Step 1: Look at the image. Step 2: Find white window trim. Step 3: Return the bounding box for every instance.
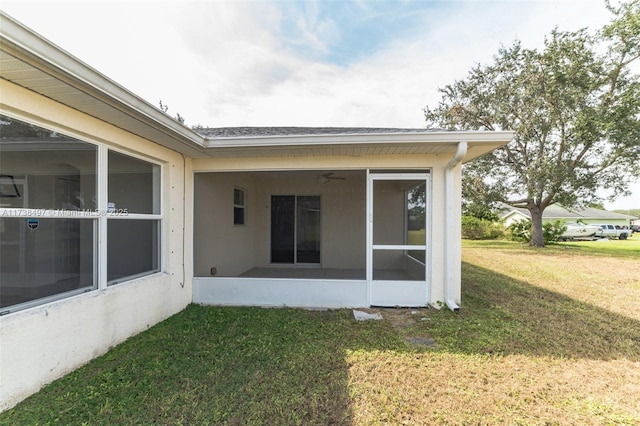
[0,113,164,313]
[233,187,247,226]
[104,146,164,286]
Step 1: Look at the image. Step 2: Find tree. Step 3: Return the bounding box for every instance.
[462,201,501,222]
[159,99,186,124]
[425,0,640,247]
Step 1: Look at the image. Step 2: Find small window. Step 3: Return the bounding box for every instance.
[234,188,246,225]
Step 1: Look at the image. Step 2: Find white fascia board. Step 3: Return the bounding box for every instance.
[0,12,206,153]
[205,131,514,148]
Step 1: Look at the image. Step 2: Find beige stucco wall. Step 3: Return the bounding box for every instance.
[193,172,258,277]
[252,171,367,270]
[193,170,367,276]
[0,80,193,411]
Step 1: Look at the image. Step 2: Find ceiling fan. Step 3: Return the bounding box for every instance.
[318,172,346,183]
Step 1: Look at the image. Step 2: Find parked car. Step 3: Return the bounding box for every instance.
[594,224,632,240]
[631,224,639,233]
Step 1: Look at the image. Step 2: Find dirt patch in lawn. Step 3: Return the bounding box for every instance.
[379,308,439,348]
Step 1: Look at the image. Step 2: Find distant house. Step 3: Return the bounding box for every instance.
[0,13,513,410]
[501,204,637,228]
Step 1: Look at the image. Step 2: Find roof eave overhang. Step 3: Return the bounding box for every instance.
[203,131,513,160]
[0,12,207,157]
[206,130,514,147]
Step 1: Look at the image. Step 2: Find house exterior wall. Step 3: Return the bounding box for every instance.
[193,277,369,308]
[501,211,529,227]
[193,170,429,275]
[193,172,258,277]
[438,164,462,305]
[251,171,367,270]
[0,80,193,411]
[319,175,367,269]
[193,171,368,276]
[192,153,460,308]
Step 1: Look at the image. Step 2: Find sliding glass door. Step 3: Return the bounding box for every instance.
[271,195,321,264]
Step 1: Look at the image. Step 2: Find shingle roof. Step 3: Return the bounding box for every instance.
[195,127,437,138]
[576,207,637,220]
[539,205,584,218]
[504,205,582,219]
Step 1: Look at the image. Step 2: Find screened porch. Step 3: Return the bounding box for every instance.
[192,169,431,307]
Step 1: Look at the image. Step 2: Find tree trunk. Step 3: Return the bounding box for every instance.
[529,206,545,247]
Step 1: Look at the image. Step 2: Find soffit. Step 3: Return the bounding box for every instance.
[0,13,206,157]
[200,135,509,161]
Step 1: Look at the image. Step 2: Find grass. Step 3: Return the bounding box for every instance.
[554,236,640,259]
[470,235,640,259]
[1,239,639,425]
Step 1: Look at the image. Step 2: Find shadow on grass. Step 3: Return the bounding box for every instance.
[3,263,639,424]
[418,262,640,361]
[0,305,406,425]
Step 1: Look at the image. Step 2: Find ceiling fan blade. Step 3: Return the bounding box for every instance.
[319,172,347,182]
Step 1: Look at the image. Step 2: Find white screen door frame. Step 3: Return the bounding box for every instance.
[366,171,431,307]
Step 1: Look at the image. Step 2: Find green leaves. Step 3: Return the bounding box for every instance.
[425,1,640,246]
[507,219,567,244]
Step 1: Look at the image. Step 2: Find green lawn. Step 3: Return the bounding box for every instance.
[1,240,639,425]
[554,235,640,258]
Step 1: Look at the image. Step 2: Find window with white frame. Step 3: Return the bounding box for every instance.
[233,187,246,225]
[107,151,161,284]
[0,114,162,313]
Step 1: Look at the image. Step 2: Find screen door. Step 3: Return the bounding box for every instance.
[367,173,430,306]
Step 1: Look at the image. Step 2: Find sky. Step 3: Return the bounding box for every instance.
[1,0,638,210]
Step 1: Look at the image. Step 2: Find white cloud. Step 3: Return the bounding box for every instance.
[2,0,611,128]
[289,1,340,56]
[601,180,640,211]
[164,0,612,128]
